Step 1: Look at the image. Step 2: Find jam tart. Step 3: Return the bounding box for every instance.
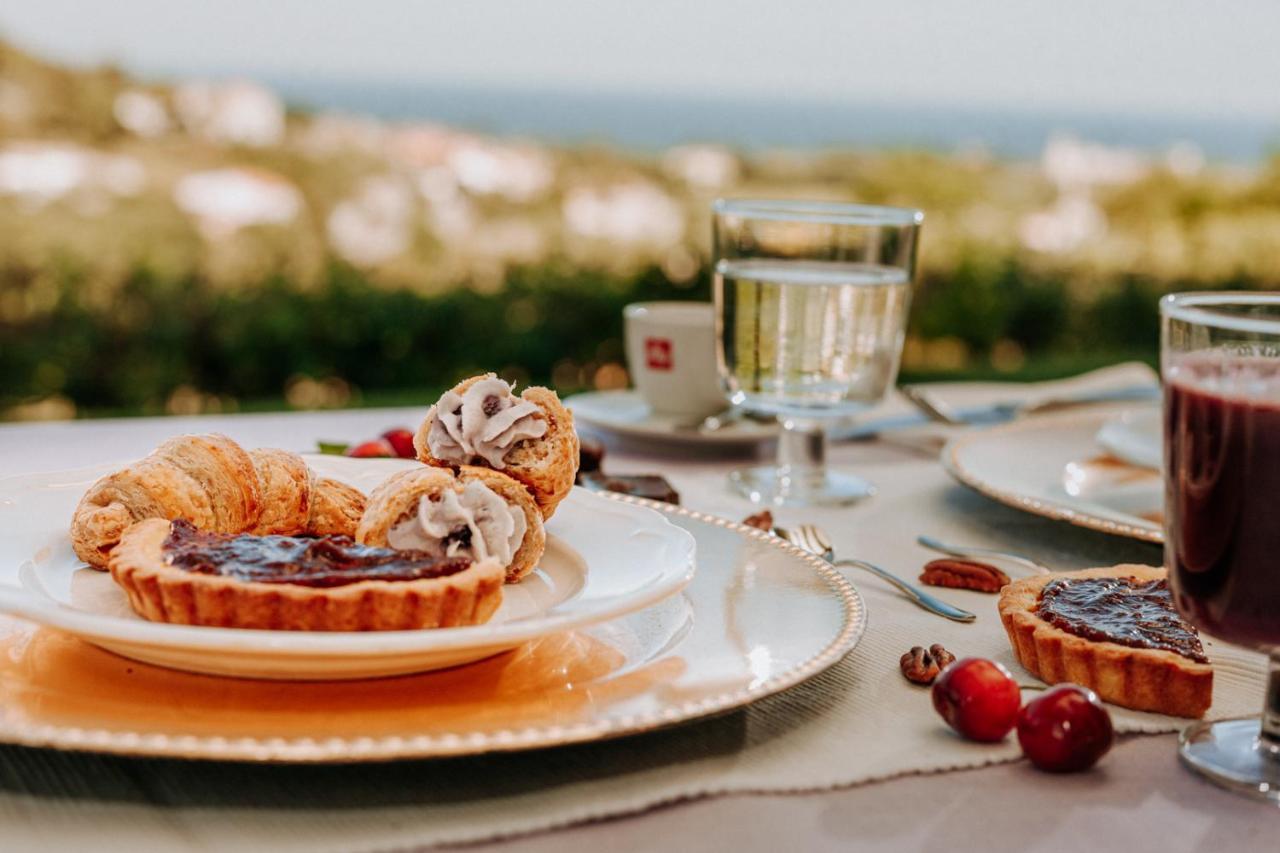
[109,518,504,631]
[998,565,1213,718]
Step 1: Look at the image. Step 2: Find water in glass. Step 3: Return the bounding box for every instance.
[714,258,910,419]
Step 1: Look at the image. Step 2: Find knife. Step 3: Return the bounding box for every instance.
[832,383,1160,441]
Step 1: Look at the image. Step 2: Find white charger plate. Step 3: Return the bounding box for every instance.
[0,489,863,762]
[0,457,695,679]
[566,390,778,446]
[943,411,1164,543]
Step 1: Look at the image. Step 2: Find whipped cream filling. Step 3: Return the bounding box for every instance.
[387,480,527,566]
[426,377,547,469]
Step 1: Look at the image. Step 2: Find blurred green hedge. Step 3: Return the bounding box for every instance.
[0,260,1261,418]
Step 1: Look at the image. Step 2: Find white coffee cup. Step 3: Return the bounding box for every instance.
[623,301,727,419]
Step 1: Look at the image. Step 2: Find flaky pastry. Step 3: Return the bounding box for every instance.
[71,434,365,569]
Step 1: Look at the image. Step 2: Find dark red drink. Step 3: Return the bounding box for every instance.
[1165,357,1280,649]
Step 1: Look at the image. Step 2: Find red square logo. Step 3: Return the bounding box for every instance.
[645,337,673,371]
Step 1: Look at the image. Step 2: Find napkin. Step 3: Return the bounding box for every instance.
[849,361,1159,454]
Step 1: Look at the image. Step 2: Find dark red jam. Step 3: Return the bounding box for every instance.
[1037,577,1208,664]
[161,520,472,588]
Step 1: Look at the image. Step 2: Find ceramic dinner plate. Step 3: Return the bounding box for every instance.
[566,389,778,445]
[0,473,864,762]
[1095,407,1162,470]
[0,457,695,679]
[943,410,1164,543]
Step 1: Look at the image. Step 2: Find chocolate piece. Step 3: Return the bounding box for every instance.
[1037,577,1208,664]
[742,509,774,532]
[577,438,606,479]
[161,519,473,588]
[578,472,679,505]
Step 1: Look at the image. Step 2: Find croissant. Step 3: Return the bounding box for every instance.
[70,434,366,570]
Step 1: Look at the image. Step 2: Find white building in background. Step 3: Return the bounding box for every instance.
[384,124,466,168]
[1019,192,1107,255]
[113,90,172,138]
[662,144,741,190]
[173,167,301,239]
[173,80,285,148]
[446,140,555,203]
[326,175,415,266]
[562,182,685,248]
[0,142,145,208]
[416,165,478,241]
[1041,134,1149,190]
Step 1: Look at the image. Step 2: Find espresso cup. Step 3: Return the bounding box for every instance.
[624,301,727,419]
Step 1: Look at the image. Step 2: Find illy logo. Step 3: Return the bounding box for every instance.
[645,337,674,371]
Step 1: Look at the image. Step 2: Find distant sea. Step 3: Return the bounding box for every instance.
[263,76,1280,163]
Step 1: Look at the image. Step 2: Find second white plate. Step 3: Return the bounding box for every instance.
[0,457,696,680]
[1095,407,1162,470]
[943,411,1163,543]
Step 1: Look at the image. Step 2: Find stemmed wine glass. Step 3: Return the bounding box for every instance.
[712,199,923,506]
[1162,292,1280,800]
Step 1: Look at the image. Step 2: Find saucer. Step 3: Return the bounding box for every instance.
[566,390,777,446]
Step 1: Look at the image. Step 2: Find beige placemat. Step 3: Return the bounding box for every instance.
[0,575,1261,853]
[0,365,1264,852]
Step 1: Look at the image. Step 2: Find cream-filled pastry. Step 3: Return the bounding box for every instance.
[415,373,579,519]
[426,376,548,469]
[387,480,527,566]
[357,465,545,583]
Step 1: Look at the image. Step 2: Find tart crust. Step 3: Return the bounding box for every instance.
[998,565,1213,718]
[109,518,504,631]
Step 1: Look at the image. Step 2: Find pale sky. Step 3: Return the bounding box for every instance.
[3,0,1278,120]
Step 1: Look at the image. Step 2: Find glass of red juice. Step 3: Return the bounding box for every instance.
[1163,292,1280,801]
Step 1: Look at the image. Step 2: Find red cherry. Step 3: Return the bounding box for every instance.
[1017,684,1114,772]
[931,657,1022,742]
[381,428,417,459]
[346,438,395,458]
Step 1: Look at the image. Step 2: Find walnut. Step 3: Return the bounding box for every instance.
[928,643,956,671]
[900,644,956,685]
[919,559,1010,593]
[742,510,774,532]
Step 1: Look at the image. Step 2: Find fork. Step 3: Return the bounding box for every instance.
[780,524,976,623]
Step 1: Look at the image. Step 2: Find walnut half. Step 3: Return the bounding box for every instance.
[900,644,956,685]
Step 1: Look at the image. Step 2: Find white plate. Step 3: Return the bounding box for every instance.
[0,457,695,680]
[0,495,864,762]
[1096,407,1162,470]
[566,389,777,445]
[943,411,1164,543]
